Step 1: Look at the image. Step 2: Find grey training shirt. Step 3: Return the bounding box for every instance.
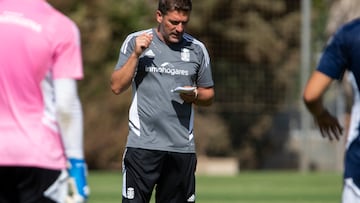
[115,28,214,153]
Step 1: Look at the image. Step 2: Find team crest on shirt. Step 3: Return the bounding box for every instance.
[144,49,155,58]
[181,48,190,62]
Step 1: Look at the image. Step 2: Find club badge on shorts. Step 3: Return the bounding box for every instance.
[127,187,135,199]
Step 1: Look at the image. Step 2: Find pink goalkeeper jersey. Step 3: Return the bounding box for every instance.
[0,0,83,169]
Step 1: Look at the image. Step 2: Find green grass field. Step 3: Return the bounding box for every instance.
[88,170,343,203]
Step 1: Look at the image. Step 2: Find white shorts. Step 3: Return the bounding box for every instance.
[342,178,360,203]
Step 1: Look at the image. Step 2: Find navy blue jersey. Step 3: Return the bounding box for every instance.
[317,18,360,91]
[319,19,360,196]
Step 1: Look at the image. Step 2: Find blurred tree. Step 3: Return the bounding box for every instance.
[48,0,331,170]
[189,0,302,168]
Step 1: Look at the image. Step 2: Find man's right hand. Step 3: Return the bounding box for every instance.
[314,109,343,141]
[134,33,153,56]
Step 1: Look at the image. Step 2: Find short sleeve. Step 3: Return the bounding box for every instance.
[52,21,83,80]
[316,29,349,80]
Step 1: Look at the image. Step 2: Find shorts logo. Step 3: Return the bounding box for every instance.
[187,194,195,202]
[127,187,135,199]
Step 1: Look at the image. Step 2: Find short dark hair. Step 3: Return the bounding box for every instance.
[158,0,192,15]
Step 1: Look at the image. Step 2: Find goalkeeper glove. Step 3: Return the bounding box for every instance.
[67,158,90,203]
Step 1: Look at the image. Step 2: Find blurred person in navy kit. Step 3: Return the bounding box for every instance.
[303,18,360,203]
[0,0,89,202]
[111,0,215,202]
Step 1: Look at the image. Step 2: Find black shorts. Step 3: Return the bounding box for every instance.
[0,166,62,203]
[122,147,197,203]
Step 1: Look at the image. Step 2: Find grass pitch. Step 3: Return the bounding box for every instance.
[88,170,342,203]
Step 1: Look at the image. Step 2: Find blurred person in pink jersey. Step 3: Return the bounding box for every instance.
[0,0,89,202]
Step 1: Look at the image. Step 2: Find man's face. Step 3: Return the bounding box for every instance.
[156,10,190,44]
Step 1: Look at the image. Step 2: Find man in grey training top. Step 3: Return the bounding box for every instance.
[111,0,215,202]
